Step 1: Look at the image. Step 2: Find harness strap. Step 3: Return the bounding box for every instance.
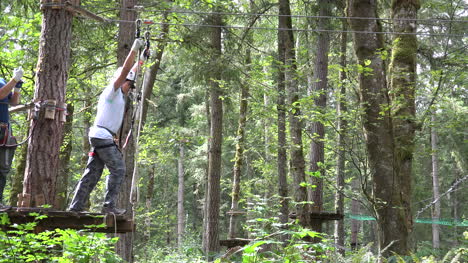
[94,143,117,150]
[88,142,117,157]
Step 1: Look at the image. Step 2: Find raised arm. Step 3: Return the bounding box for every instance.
[113,38,145,91]
[0,68,23,100]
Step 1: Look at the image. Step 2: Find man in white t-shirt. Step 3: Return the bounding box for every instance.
[68,38,146,214]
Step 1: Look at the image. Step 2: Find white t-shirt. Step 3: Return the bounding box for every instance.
[88,83,126,139]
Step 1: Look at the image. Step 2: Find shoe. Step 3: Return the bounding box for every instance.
[101,206,126,215]
[67,207,84,213]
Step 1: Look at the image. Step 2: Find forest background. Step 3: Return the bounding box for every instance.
[0,0,466,262]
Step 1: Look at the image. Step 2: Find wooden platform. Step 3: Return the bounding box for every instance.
[0,207,134,233]
[220,238,251,248]
[289,211,344,221]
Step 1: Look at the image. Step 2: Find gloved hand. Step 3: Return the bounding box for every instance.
[14,81,23,93]
[15,80,23,89]
[140,48,151,61]
[13,67,23,82]
[131,38,145,52]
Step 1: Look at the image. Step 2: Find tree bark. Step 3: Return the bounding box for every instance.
[204,12,223,257]
[430,113,440,249]
[22,0,73,208]
[279,0,309,228]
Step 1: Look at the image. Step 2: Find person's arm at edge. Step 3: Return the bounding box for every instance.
[0,79,18,100]
[113,50,137,91]
[11,88,20,105]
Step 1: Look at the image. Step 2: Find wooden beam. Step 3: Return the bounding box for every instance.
[1,207,134,233]
[220,238,251,248]
[289,211,344,221]
[64,1,108,23]
[9,102,34,113]
[40,1,108,23]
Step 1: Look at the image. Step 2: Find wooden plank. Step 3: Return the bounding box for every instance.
[220,238,251,248]
[0,207,134,233]
[9,103,35,113]
[289,212,344,221]
[64,2,109,23]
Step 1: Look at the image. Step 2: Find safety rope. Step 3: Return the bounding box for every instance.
[122,21,150,150]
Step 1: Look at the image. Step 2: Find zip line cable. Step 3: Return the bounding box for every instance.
[82,5,468,24]
[101,19,466,37]
[39,3,466,36]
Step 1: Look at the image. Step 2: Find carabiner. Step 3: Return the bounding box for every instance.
[135,19,142,39]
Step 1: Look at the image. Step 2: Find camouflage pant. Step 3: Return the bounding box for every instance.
[68,138,125,211]
[0,146,15,204]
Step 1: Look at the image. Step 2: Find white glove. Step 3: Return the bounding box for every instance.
[131,38,145,52]
[13,67,23,82]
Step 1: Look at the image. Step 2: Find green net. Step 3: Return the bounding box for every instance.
[345,214,468,227]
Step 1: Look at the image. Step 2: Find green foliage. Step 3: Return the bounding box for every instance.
[0,213,122,262]
[134,231,205,262]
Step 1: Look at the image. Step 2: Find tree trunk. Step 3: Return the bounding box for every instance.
[81,85,92,166]
[228,80,249,239]
[57,103,74,210]
[388,0,419,255]
[202,89,210,250]
[117,0,137,66]
[177,143,185,248]
[276,6,289,234]
[204,12,223,257]
[9,128,28,206]
[430,113,440,249]
[228,0,253,237]
[349,0,392,256]
[349,0,418,256]
[334,1,348,254]
[140,11,170,127]
[279,0,309,228]
[144,165,156,242]
[115,1,137,261]
[309,0,332,235]
[350,178,361,250]
[22,0,73,208]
